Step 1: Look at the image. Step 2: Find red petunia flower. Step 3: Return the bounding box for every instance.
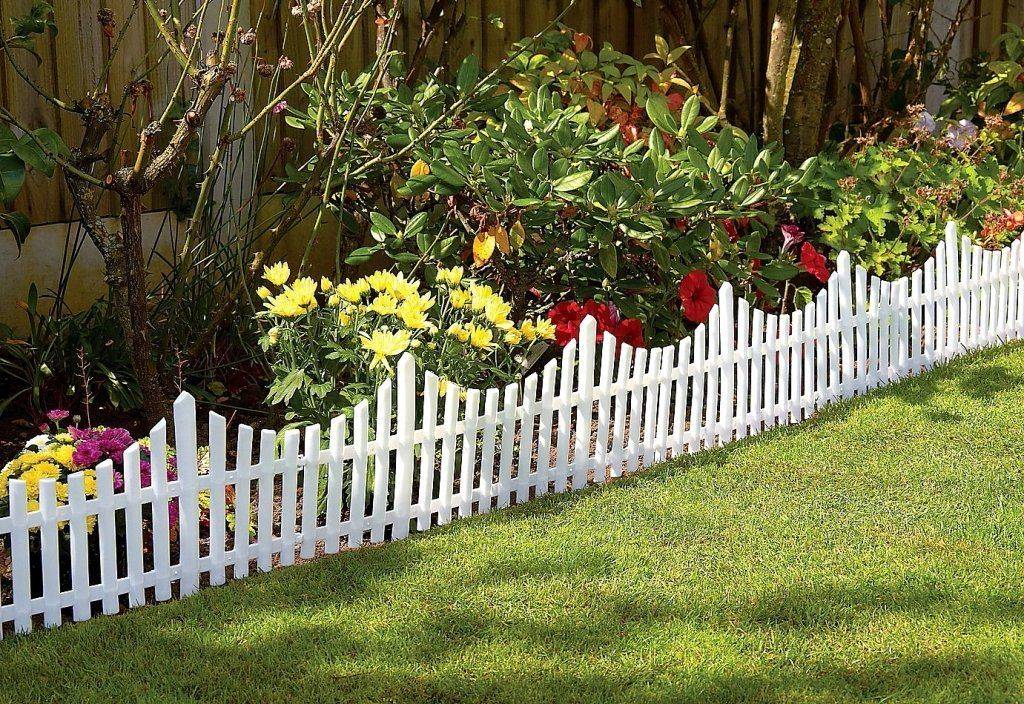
[611,317,645,348]
[799,242,830,283]
[548,301,585,347]
[677,270,717,323]
[722,219,741,243]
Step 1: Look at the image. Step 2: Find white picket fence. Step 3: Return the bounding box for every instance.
[1,222,1022,636]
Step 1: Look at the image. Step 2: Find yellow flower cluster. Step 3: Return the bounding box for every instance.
[259,261,320,318]
[0,440,98,515]
[435,267,555,347]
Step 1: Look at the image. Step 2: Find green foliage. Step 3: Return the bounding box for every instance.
[0,122,68,253]
[0,287,141,419]
[289,32,816,345]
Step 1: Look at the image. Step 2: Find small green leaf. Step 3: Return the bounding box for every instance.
[0,155,26,204]
[645,94,678,135]
[456,54,480,95]
[599,244,618,278]
[552,170,593,193]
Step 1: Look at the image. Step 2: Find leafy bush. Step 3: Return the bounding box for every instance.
[286,31,817,346]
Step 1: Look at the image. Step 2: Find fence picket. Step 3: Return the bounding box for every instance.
[67,472,90,621]
[478,388,500,512]
[122,443,145,605]
[594,333,617,477]
[348,401,370,547]
[671,337,692,453]
[935,242,948,363]
[96,460,118,614]
[325,415,347,550]
[762,316,778,430]
[256,429,277,570]
[149,420,172,600]
[626,346,648,472]
[516,374,539,503]
[437,383,460,523]
[945,224,961,357]
[554,340,577,492]
[496,381,519,508]
[611,343,634,472]
[208,413,228,584]
[654,344,674,462]
[814,290,827,407]
[233,424,254,577]
[459,389,481,518]
[38,478,60,627]
[393,355,416,538]
[717,283,736,445]
[417,373,440,527]
[573,317,597,487]
[173,393,200,595]
[748,310,765,434]
[735,299,750,440]
[370,381,392,543]
[300,423,322,558]
[855,265,869,392]
[9,480,31,633]
[641,346,662,462]
[702,308,720,446]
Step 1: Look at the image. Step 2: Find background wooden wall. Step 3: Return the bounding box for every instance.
[2,0,1024,226]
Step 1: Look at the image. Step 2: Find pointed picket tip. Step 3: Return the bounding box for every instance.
[173,390,195,408]
[397,352,416,375]
[150,417,167,436]
[945,220,959,238]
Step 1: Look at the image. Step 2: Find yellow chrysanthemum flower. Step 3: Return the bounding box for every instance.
[263,262,291,287]
[397,302,429,329]
[447,323,470,343]
[56,433,73,444]
[51,444,75,468]
[504,328,523,344]
[287,277,318,307]
[369,293,399,316]
[467,324,494,350]
[266,294,305,318]
[484,296,513,329]
[469,283,494,311]
[449,289,471,309]
[256,286,272,300]
[266,327,281,346]
[361,329,411,368]
[520,319,537,342]
[335,278,368,303]
[366,271,397,294]
[436,266,464,286]
[390,274,420,301]
[320,277,333,292]
[533,318,556,341]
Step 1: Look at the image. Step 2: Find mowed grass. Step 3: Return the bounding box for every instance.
[3,345,1024,703]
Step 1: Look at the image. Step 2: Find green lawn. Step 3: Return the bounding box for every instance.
[3,344,1024,703]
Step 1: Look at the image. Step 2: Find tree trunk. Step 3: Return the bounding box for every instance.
[781,0,844,163]
[113,192,169,424]
[762,0,799,145]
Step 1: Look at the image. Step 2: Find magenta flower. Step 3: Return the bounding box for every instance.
[272,100,288,115]
[781,223,805,252]
[72,441,104,467]
[47,409,70,422]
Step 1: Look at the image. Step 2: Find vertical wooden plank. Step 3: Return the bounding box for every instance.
[325,415,347,550]
[867,277,881,387]
[96,460,119,614]
[516,374,539,502]
[278,429,301,564]
[735,298,750,440]
[611,343,634,472]
[702,307,721,446]
[594,333,617,477]
[573,317,597,488]
[300,423,322,558]
[149,420,172,600]
[256,428,277,571]
[626,346,648,471]
[534,360,558,497]
[717,283,735,444]
[748,309,765,434]
[855,265,869,392]
[437,383,460,524]
[687,326,706,450]
[173,393,200,596]
[122,443,145,606]
[654,344,674,462]
[393,354,416,537]
[879,281,892,382]
[802,301,815,415]
[67,472,90,621]
[970,245,984,348]
[814,289,828,406]
[553,340,577,492]
[827,273,840,399]
[38,478,61,627]
[208,412,228,584]
[960,235,973,351]
[671,337,692,454]
[837,252,855,398]
[417,372,440,529]
[911,269,924,370]
[923,259,935,368]
[790,309,803,423]
[762,315,778,428]
[458,389,481,518]
[8,480,32,633]
[1008,239,1021,340]
[944,223,961,355]
[496,381,520,508]
[233,424,254,577]
[348,401,370,548]
[641,346,662,462]
[478,388,501,511]
[776,313,791,426]
[935,242,948,362]
[370,380,392,544]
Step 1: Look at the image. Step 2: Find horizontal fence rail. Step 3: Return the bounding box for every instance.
[1,222,1022,636]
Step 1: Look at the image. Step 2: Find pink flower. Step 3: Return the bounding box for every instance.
[46,409,70,422]
[780,223,804,252]
[272,100,288,115]
[277,55,294,70]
